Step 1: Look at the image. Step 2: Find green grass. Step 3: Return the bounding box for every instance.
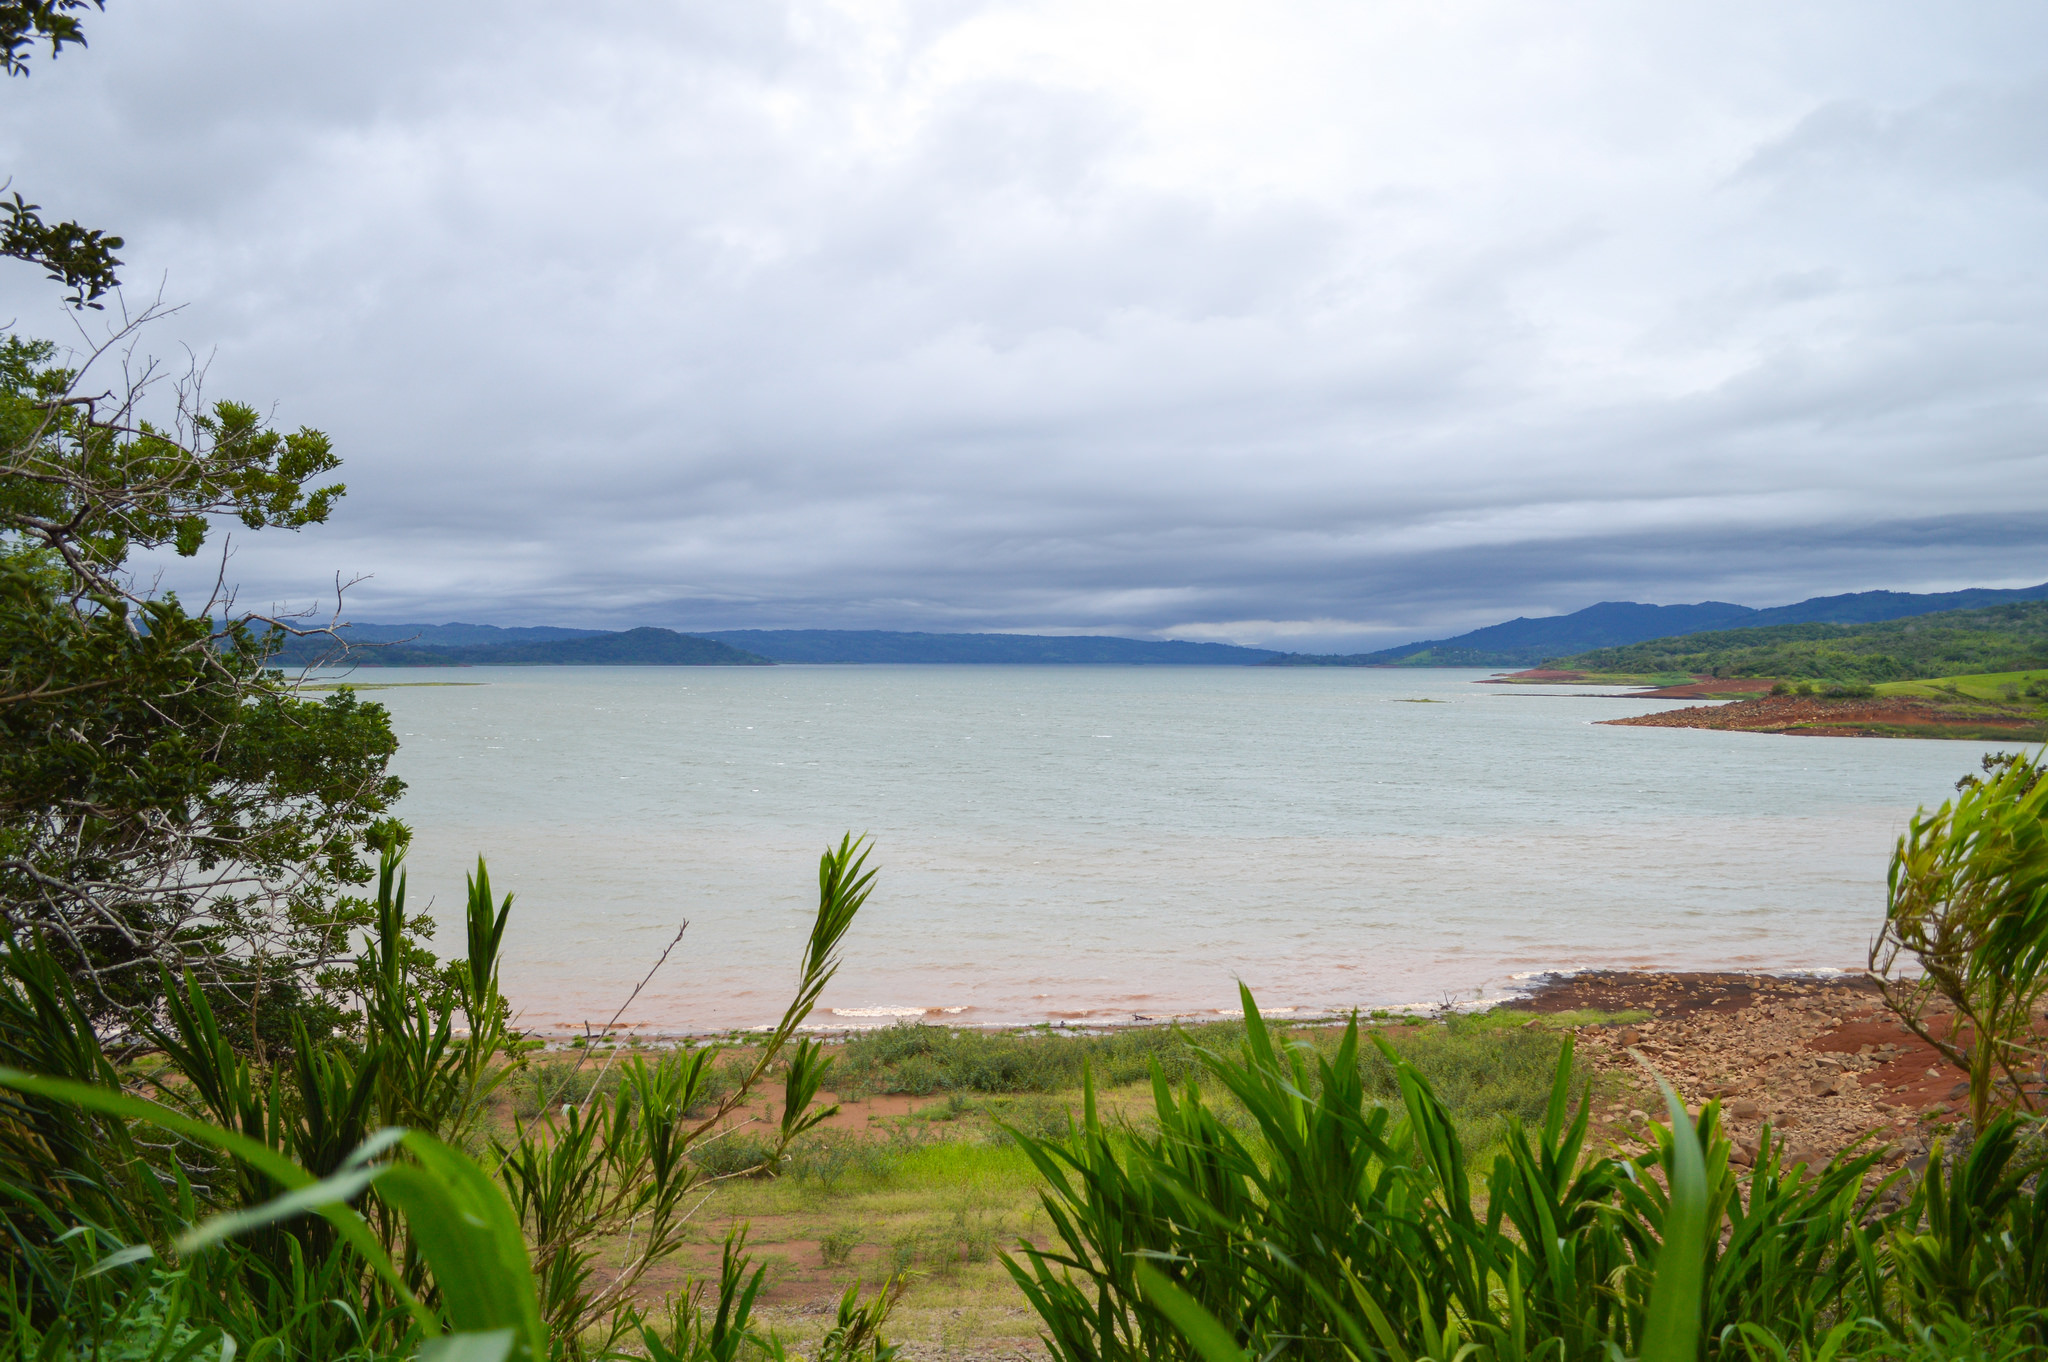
[831,1019,1245,1096]
[1876,669,2048,703]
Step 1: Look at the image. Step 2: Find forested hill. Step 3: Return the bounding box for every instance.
[270,627,771,667]
[694,629,1281,664]
[1265,581,2048,668]
[270,625,1280,667]
[1551,601,2048,682]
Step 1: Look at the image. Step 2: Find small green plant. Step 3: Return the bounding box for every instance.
[819,1224,864,1268]
[0,835,898,1362]
[689,1131,778,1180]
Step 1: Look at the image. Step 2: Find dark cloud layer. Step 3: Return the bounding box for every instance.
[4,1,2044,651]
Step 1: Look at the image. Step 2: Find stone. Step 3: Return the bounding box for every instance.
[1731,1100,1760,1118]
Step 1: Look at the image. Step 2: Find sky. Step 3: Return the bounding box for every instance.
[4,1,2046,652]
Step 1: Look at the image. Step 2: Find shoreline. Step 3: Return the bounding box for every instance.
[514,962,1884,1045]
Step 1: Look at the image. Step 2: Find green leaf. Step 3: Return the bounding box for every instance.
[83,1241,155,1277]
[174,1165,383,1254]
[1639,1074,1708,1362]
[0,1068,432,1337]
[380,1132,547,1360]
[1135,1263,1248,1362]
[417,1331,516,1362]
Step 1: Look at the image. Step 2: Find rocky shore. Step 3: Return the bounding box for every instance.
[1599,692,2043,740]
[1503,970,1967,1177]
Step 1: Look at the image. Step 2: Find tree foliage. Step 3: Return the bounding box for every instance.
[1,1,123,308]
[1554,602,2048,682]
[0,331,400,1035]
[1872,749,2048,1128]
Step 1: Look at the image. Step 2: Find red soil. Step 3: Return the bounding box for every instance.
[1504,970,1974,1173]
[1602,692,2042,738]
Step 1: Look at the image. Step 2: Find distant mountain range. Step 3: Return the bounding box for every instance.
[270,626,770,667]
[267,626,1279,667]
[266,581,2048,670]
[695,630,1282,664]
[1266,582,2048,668]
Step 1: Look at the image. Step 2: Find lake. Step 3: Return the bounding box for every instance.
[353,665,1989,1033]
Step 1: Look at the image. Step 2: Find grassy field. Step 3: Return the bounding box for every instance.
[1875,668,2048,703]
[522,1008,1649,1351]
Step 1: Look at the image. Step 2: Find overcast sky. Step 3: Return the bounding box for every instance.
[6,1,2046,650]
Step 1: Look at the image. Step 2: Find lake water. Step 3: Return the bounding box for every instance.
[354,666,1992,1034]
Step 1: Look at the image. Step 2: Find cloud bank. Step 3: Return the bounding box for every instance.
[4,0,2044,651]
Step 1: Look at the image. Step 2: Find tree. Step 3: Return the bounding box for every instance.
[0,4,404,1042]
[1870,750,2048,1127]
[2,1,124,308]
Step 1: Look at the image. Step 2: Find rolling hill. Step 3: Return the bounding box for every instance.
[1265,582,2048,668]
[1549,600,2048,682]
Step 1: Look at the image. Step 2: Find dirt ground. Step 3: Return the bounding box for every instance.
[1503,970,1971,1177]
[1601,692,2043,740]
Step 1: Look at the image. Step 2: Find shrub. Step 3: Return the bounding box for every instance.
[1872,750,2048,1126]
[510,1056,624,1119]
[1359,1013,1577,1148]
[832,1019,1232,1097]
[818,1224,864,1268]
[783,1130,912,1187]
[688,1130,778,1180]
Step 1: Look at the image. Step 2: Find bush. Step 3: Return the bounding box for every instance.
[832,1020,1234,1097]
[782,1130,913,1187]
[818,1224,863,1268]
[1359,1013,1578,1148]
[688,1130,778,1179]
[510,1056,624,1119]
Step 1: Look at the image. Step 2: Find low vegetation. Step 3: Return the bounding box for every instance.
[5,753,2048,1358]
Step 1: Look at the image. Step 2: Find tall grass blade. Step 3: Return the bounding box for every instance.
[1639,1071,1707,1362]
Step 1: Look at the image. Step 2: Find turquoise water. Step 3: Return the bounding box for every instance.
[357,666,1990,1033]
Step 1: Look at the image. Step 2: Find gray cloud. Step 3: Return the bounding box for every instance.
[4,1,2045,652]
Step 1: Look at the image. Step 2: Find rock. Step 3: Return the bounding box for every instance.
[1729,1145,1755,1167]
[1948,1081,1971,1100]
[1731,1100,1760,1118]
[1618,1028,1642,1046]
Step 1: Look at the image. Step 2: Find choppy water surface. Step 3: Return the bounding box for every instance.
[355,666,1987,1032]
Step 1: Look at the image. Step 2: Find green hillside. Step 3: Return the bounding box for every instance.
[1552,600,2048,682]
